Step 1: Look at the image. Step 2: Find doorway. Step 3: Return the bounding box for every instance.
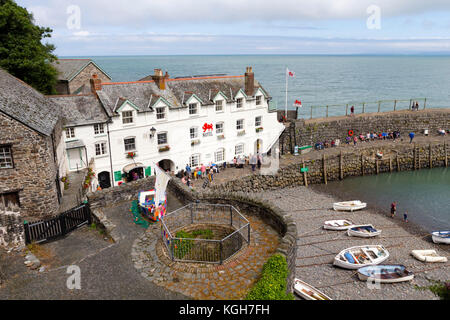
[98,171,112,189]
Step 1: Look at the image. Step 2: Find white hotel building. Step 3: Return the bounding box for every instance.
[49,67,285,189]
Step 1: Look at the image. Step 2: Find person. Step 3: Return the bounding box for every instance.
[186,176,192,188]
[403,212,408,223]
[250,154,257,172]
[415,101,419,111]
[200,163,206,176]
[350,105,355,116]
[132,171,139,181]
[353,136,358,146]
[409,132,415,143]
[181,176,187,184]
[390,202,397,218]
[185,164,192,177]
[438,128,446,136]
[233,157,237,167]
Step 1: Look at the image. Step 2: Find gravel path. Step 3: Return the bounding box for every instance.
[250,186,449,300]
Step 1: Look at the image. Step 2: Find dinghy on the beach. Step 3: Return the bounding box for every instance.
[293,278,332,300]
[411,250,448,263]
[333,245,389,269]
[333,200,367,212]
[357,265,414,283]
[323,220,354,231]
[347,224,381,238]
[431,231,450,244]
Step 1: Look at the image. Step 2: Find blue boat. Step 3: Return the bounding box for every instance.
[432,231,450,244]
[357,265,414,283]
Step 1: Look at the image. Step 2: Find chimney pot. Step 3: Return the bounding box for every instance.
[90,75,102,94]
[245,66,255,96]
[152,68,166,90]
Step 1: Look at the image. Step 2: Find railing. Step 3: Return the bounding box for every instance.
[161,203,250,264]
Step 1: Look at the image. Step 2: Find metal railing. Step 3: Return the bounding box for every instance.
[160,203,250,264]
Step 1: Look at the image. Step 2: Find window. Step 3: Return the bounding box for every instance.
[157,132,168,145]
[94,124,105,135]
[95,142,108,156]
[215,148,225,163]
[0,146,13,169]
[65,128,75,139]
[256,95,262,106]
[124,137,136,152]
[236,119,244,131]
[156,107,166,120]
[122,111,134,124]
[189,103,198,115]
[1,192,20,208]
[215,100,223,112]
[190,154,200,167]
[216,122,224,134]
[236,98,243,109]
[190,127,198,139]
[235,144,244,156]
[255,116,262,127]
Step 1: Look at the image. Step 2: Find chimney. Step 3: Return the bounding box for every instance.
[152,69,166,90]
[90,74,102,93]
[245,67,254,96]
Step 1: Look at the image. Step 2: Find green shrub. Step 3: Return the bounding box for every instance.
[246,254,294,300]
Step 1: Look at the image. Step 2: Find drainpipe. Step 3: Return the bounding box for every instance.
[107,122,114,187]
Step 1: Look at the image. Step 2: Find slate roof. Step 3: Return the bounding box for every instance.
[0,68,60,136]
[52,59,112,82]
[47,94,109,127]
[97,75,270,117]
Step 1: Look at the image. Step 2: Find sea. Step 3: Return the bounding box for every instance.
[69,54,449,232]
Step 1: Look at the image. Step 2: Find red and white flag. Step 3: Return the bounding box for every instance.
[293,100,302,107]
[286,68,295,77]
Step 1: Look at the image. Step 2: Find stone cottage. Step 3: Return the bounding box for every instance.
[0,68,68,219]
[52,59,112,95]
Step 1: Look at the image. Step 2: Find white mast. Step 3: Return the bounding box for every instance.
[285,67,288,118]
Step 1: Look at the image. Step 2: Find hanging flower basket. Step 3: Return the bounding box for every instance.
[217,134,225,140]
[159,146,170,153]
[191,139,200,146]
[237,130,246,136]
[256,127,264,133]
[127,152,137,159]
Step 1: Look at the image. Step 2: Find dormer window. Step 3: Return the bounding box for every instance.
[156,107,166,120]
[122,111,134,124]
[215,100,223,112]
[236,98,243,109]
[189,103,198,115]
[256,96,262,106]
[66,127,75,139]
[94,123,105,135]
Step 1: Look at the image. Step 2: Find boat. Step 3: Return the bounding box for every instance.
[333,245,389,269]
[293,278,332,300]
[411,250,448,263]
[138,189,167,222]
[333,200,367,212]
[431,231,450,244]
[347,224,381,238]
[357,265,414,283]
[323,220,354,231]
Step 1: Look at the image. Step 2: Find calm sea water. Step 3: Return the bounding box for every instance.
[323,168,450,232]
[68,55,450,118]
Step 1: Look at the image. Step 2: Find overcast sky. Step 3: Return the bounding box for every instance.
[16,0,450,56]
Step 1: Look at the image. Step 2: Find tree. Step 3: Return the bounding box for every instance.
[0,0,58,94]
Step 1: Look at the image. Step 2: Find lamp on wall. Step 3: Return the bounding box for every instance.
[150,127,157,139]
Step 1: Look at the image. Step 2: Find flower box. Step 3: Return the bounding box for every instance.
[237,130,246,136]
[256,127,264,133]
[158,146,170,152]
[191,139,201,146]
[217,134,225,140]
[126,152,137,159]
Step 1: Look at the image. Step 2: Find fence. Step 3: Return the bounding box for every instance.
[23,204,92,244]
[161,203,250,264]
[295,98,427,119]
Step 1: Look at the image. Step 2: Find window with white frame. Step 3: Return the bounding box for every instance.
[256,95,262,106]
[157,132,168,145]
[189,103,198,115]
[236,98,243,109]
[0,146,13,169]
[236,119,244,131]
[190,154,200,167]
[215,100,223,112]
[156,107,166,120]
[65,127,75,139]
[94,123,105,135]
[95,142,108,156]
[124,137,136,152]
[190,127,198,139]
[215,148,225,163]
[255,116,262,127]
[122,111,134,124]
[216,122,224,134]
[235,144,244,156]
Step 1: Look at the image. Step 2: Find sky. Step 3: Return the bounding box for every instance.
[15,0,450,56]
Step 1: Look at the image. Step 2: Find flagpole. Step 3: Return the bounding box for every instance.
[285,67,288,119]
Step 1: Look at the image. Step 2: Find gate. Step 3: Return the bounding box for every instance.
[23,204,92,244]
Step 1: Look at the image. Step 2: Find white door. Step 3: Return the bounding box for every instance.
[68,148,84,170]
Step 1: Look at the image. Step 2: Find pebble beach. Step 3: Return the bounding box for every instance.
[250,186,450,300]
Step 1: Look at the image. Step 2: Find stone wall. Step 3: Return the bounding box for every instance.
[0,113,60,219]
[69,63,111,94]
[281,109,450,152]
[0,209,24,250]
[210,142,449,193]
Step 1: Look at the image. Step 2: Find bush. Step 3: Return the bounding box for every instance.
[246,253,294,300]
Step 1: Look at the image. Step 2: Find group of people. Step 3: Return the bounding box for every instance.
[315,139,341,150]
[390,201,408,223]
[179,163,222,187]
[233,153,263,172]
[344,130,402,146]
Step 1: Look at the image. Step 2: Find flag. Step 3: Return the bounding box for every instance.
[286,68,295,77]
[294,100,302,107]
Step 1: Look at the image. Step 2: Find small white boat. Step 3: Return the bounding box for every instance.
[432,231,450,244]
[293,278,332,300]
[323,220,354,231]
[333,245,389,269]
[411,250,448,263]
[333,200,367,212]
[347,224,381,238]
[357,265,414,283]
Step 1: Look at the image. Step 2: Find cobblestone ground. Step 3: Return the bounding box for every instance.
[132,214,280,300]
[250,187,449,300]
